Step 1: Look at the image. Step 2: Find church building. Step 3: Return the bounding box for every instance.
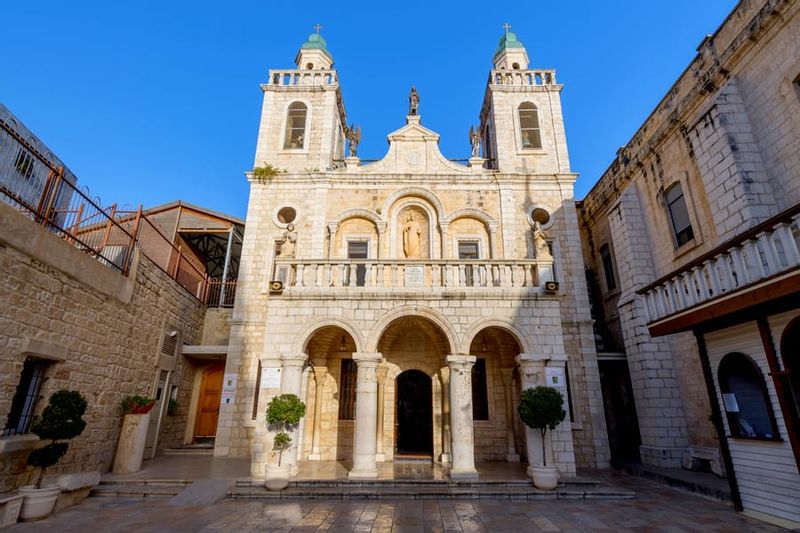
[213,29,610,481]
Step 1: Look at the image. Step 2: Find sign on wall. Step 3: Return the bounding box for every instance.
[404,264,424,287]
[545,367,566,389]
[261,366,282,389]
[221,373,238,405]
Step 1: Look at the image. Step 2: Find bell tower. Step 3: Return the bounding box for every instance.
[253,28,347,172]
[479,26,571,174]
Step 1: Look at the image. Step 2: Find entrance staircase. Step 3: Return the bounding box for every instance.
[92,477,634,501]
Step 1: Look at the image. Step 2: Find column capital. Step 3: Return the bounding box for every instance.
[352,352,383,366]
[447,354,476,371]
[281,352,308,367]
[376,222,387,233]
[516,353,549,363]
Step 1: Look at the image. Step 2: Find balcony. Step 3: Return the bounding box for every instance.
[273,258,555,293]
[639,204,800,334]
[489,69,557,87]
[266,69,338,88]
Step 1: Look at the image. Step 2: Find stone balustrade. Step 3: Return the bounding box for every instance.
[273,258,554,291]
[489,69,557,87]
[267,69,338,87]
[640,208,800,323]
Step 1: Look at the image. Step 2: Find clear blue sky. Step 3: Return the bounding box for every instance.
[2,1,736,219]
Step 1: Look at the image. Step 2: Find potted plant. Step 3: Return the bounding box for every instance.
[264,394,305,491]
[112,395,156,474]
[518,386,566,490]
[19,390,87,521]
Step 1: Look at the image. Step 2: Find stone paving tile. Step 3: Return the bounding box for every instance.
[10,473,786,532]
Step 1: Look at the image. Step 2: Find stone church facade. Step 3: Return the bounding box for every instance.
[214,30,610,480]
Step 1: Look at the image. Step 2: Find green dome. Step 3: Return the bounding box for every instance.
[300,32,333,62]
[494,32,525,56]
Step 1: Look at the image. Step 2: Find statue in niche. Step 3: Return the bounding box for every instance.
[408,86,420,116]
[532,221,552,259]
[402,213,422,259]
[344,123,361,157]
[469,126,481,158]
[278,223,297,258]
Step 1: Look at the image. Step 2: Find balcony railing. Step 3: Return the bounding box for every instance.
[273,259,555,291]
[267,69,338,87]
[489,69,557,87]
[639,204,800,324]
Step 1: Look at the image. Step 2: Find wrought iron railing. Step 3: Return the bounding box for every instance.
[0,115,236,306]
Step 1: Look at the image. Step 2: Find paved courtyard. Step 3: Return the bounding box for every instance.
[10,473,784,532]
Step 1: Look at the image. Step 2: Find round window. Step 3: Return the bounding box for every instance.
[530,207,551,227]
[277,206,297,225]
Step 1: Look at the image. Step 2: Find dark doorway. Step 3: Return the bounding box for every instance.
[395,370,433,456]
[599,359,641,463]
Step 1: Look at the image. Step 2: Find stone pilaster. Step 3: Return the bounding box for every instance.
[307,359,327,460]
[439,366,452,464]
[447,354,478,480]
[375,364,389,462]
[500,367,520,462]
[516,354,546,474]
[280,352,307,475]
[348,352,383,479]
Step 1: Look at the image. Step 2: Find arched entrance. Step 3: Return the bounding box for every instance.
[395,370,433,456]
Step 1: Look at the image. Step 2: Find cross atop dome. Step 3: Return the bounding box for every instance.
[492,25,529,70]
[295,25,334,70]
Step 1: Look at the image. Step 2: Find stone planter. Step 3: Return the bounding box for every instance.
[18,486,60,521]
[265,464,291,491]
[530,465,559,490]
[112,412,151,474]
[0,493,24,528]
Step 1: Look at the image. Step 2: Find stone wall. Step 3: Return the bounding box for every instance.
[0,202,206,490]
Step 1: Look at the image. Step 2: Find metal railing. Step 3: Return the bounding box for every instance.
[0,116,236,306]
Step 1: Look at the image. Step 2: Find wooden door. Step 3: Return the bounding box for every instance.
[194,363,224,438]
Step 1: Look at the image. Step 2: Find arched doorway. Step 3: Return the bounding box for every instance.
[395,370,433,456]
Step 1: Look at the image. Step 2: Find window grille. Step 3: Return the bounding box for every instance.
[3,358,49,436]
[338,359,357,420]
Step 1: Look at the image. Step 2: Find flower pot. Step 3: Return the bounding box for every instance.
[18,485,60,521]
[0,493,24,527]
[112,412,151,474]
[265,464,291,491]
[530,465,559,490]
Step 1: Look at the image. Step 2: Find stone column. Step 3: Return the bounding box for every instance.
[516,354,546,476]
[375,364,389,462]
[447,354,478,480]
[251,356,280,478]
[439,367,451,464]
[501,367,520,462]
[348,352,383,479]
[376,222,387,260]
[307,359,327,460]
[280,352,307,476]
[327,223,338,258]
[488,222,499,259]
[439,222,450,259]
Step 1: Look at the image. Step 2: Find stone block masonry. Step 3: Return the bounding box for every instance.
[0,202,206,491]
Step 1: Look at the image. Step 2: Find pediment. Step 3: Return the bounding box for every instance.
[359,115,470,174]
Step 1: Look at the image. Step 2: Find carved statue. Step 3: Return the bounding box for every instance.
[344,123,361,157]
[408,86,420,116]
[469,126,481,158]
[402,213,422,258]
[532,221,552,259]
[279,225,297,258]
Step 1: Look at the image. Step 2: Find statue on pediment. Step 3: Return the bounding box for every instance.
[469,126,480,158]
[408,86,420,116]
[345,123,361,157]
[278,224,297,258]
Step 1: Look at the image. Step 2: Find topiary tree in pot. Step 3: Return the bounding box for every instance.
[264,394,306,490]
[20,390,87,521]
[518,386,566,490]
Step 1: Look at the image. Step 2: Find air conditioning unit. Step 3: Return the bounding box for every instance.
[544,281,559,293]
[269,280,284,293]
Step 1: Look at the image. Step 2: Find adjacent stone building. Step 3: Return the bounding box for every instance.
[580,0,800,527]
[214,30,610,481]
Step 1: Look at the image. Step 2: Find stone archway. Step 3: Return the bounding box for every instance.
[300,325,359,462]
[375,314,453,463]
[468,326,524,462]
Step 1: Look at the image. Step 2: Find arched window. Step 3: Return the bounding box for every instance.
[664,183,694,246]
[283,102,307,149]
[718,352,779,440]
[518,102,541,149]
[780,318,800,424]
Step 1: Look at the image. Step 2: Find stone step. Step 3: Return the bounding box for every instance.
[163,448,214,456]
[235,477,601,489]
[228,485,635,501]
[91,485,185,498]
